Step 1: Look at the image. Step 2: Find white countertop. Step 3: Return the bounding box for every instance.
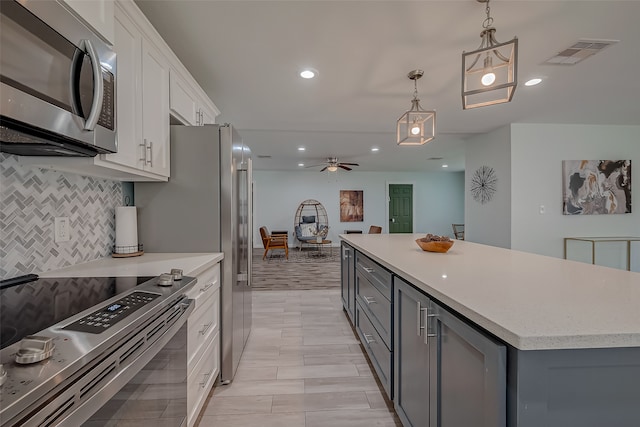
[39,253,223,278]
[341,234,640,351]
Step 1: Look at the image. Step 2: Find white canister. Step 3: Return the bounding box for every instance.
[115,206,138,253]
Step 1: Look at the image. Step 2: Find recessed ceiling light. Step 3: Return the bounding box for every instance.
[300,68,317,79]
[298,163,304,167]
[371,147,379,152]
[298,147,305,151]
[442,164,449,168]
[525,78,542,86]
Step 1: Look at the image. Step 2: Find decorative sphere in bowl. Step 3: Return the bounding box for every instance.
[415,238,454,253]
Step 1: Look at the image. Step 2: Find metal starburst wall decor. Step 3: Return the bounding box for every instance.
[470,165,497,204]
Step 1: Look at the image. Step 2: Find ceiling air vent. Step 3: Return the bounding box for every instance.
[544,39,618,65]
[257,155,272,159]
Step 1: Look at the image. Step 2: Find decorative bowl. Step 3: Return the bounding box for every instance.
[415,239,454,253]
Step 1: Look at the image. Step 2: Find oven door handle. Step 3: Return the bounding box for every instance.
[80,39,104,131]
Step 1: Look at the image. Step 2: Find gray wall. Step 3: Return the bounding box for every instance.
[510,124,640,271]
[464,123,640,272]
[465,126,512,249]
[252,170,465,248]
[0,154,123,279]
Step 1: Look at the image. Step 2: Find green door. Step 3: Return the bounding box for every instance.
[389,184,413,233]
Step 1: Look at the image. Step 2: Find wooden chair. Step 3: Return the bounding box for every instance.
[368,225,382,234]
[260,226,289,260]
[452,224,465,240]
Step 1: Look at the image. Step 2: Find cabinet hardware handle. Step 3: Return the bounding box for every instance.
[363,296,376,305]
[200,370,212,387]
[200,282,214,292]
[139,142,147,163]
[425,308,438,343]
[417,301,426,336]
[363,267,374,273]
[363,333,376,345]
[199,322,213,335]
[146,141,153,166]
[342,247,350,259]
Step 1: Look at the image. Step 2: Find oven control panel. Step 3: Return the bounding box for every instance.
[63,291,160,334]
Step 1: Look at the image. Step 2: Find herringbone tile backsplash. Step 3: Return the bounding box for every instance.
[1,154,123,279]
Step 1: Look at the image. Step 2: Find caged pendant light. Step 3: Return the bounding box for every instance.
[396,70,436,146]
[462,0,518,109]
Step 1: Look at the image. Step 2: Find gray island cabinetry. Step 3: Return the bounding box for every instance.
[340,233,640,427]
[394,277,506,427]
[354,251,394,398]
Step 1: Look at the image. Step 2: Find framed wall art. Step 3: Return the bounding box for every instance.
[562,160,631,215]
[340,190,364,222]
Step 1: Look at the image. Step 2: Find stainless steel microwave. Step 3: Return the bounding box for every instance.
[0,0,117,157]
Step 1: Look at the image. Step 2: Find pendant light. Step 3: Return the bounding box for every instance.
[462,0,518,109]
[396,70,436,146]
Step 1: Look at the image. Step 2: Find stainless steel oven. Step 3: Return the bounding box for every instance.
[0,0,117,157]
[0,273,194,427]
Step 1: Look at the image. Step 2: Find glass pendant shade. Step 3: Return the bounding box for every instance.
[396,70,436,146]
[462,0,518,109]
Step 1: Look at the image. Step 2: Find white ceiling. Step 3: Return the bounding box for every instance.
[135,0,640,173]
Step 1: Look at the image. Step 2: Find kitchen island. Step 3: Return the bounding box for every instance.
[340,233,640,427]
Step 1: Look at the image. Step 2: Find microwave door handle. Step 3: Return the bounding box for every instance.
[80,39,104,131]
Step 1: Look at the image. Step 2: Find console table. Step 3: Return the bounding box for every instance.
[564,236,640,271]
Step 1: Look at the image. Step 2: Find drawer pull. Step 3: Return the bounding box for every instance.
[199,322,213,335]
[200,282,214,292]
[363,296,376,305]
[200,370,212,388]
[363,267,375,273]
[363,333,376,345]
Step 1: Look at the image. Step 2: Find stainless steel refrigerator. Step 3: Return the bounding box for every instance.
[135,124,252,383]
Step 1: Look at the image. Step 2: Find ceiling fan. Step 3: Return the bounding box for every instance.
[306,157,360,172]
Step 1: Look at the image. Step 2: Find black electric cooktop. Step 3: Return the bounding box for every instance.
[0,275,155,349]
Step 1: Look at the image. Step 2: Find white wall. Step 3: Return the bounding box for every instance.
[253,170,464,247]
[465,126,512,248]
[510,124,640,271]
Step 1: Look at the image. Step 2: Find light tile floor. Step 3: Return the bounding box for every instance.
[196,289,402,426]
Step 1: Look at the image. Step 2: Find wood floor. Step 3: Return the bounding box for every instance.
[196,289,402,426]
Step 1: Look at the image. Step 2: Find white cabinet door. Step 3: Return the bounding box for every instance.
[170,70,198,125]
[61,0,115,44]
[142,39,170,177]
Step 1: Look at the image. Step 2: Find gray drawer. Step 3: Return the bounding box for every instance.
[356,271,391,348]
[356,252,392,300]
[356,302,392,399]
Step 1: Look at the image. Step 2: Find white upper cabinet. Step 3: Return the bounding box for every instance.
[170,69,220,126]
[141,38,170,177]
[170,70,199,126]
[60,0,115,44]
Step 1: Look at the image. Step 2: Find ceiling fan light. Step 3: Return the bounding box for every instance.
[327,165,338,172]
